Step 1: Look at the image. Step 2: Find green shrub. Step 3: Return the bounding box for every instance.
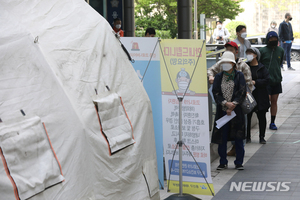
[135,30,172,39]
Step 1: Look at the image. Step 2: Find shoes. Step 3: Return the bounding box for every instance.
[269,123,278,130]
[217,164,228,170]
[246,138,251,143]
[259,138,266,144]
[288,67,295,71]
[281,67,285,71]
[227,145,236,156]
[235,164,244,170]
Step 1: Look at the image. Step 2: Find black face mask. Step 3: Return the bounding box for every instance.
[289,17,293,21]
[268,40,278,47]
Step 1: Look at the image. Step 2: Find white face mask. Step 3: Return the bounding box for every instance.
[222,63,233,71]
[217,24,222,29]
[241,32,247,39]
[246,54,254,62]
[178,81,189,91]
[271,25,276,28]
[115,24,121,29]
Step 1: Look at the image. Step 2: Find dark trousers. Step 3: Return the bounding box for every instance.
[281,42,292,68]
[218,119,245,166]
[247,110,267,139]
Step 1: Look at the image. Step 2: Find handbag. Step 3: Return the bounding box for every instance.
[241,85,257,114]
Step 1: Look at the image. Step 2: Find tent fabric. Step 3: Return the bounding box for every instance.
[93,92,135,155]
[0,0,160,199]
[0,115,64,200]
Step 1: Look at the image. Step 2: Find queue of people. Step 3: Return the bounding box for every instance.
[114,13,294,171]
[208,17,290,170]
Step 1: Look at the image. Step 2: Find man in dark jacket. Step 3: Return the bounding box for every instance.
[278,13,295,70]
[259,31,284,130]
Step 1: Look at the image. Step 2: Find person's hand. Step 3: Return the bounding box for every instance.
[216,36,220,40]
[226,109,232,116]
[225,102,236,110]
[283,41,286,43]
[209,76,214,84]
[252,80,255,85]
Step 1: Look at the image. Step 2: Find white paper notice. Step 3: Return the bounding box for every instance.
[216,111,236,129]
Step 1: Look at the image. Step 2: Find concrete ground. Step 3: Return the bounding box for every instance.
[160,62,300,200]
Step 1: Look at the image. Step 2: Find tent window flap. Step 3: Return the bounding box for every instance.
[94,92,135,155]
[0,116,64,200]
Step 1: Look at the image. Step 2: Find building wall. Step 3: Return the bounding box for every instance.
[224,0,300,37]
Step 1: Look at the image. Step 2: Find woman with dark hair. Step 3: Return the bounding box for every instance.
[211,51,247,170]
[246,47,270,144]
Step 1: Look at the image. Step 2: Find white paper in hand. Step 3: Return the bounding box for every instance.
[216,111,236,129]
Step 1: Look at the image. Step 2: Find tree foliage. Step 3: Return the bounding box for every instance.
[196,0,244,22]
[134,0,245,38]
[135,0,177,38]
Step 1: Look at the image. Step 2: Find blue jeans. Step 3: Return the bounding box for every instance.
[281,42,292,68]
[218,118,245,165]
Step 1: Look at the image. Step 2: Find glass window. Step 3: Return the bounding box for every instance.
[249,38,258,45]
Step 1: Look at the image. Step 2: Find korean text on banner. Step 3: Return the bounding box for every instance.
[160,39,214,195]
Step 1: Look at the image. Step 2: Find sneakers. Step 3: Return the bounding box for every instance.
[235,164,244,170]
[281,67,285,71]
[269,123,277,130]
[227,145,236,156]
[260,138,266,144]
[217,164,228,170]
[288,67,295,71]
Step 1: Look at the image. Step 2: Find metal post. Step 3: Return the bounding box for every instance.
[123,0,135,36]
[199,14,206,40]
[178,97,183,195]
[177,0,192,39]
[194,0,198,39]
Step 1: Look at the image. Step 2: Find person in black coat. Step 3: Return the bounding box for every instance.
[211,51,247,170]
[246,47,270,144]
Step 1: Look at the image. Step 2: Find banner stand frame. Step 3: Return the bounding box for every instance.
[164,97,202,200]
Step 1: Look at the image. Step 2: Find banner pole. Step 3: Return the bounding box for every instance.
[178,97,183,195]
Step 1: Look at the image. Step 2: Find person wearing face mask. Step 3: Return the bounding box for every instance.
[173,68,195,95]
[113,18,124,37]
[212,21,230,45]
[259,31,284,130]
[245,47,270,144]
[233,25,251,59]
[207,41,253,91]
[278,13,295,70]
[267,21,278,34]
[208,41,253,156]
[211,51,247,170]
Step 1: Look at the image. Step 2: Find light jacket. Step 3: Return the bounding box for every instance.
[207,58,254,91]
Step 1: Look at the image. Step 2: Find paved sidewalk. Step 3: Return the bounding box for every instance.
[160,62,300,200]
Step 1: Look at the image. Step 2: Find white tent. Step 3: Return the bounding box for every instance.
[0,0,159,199]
